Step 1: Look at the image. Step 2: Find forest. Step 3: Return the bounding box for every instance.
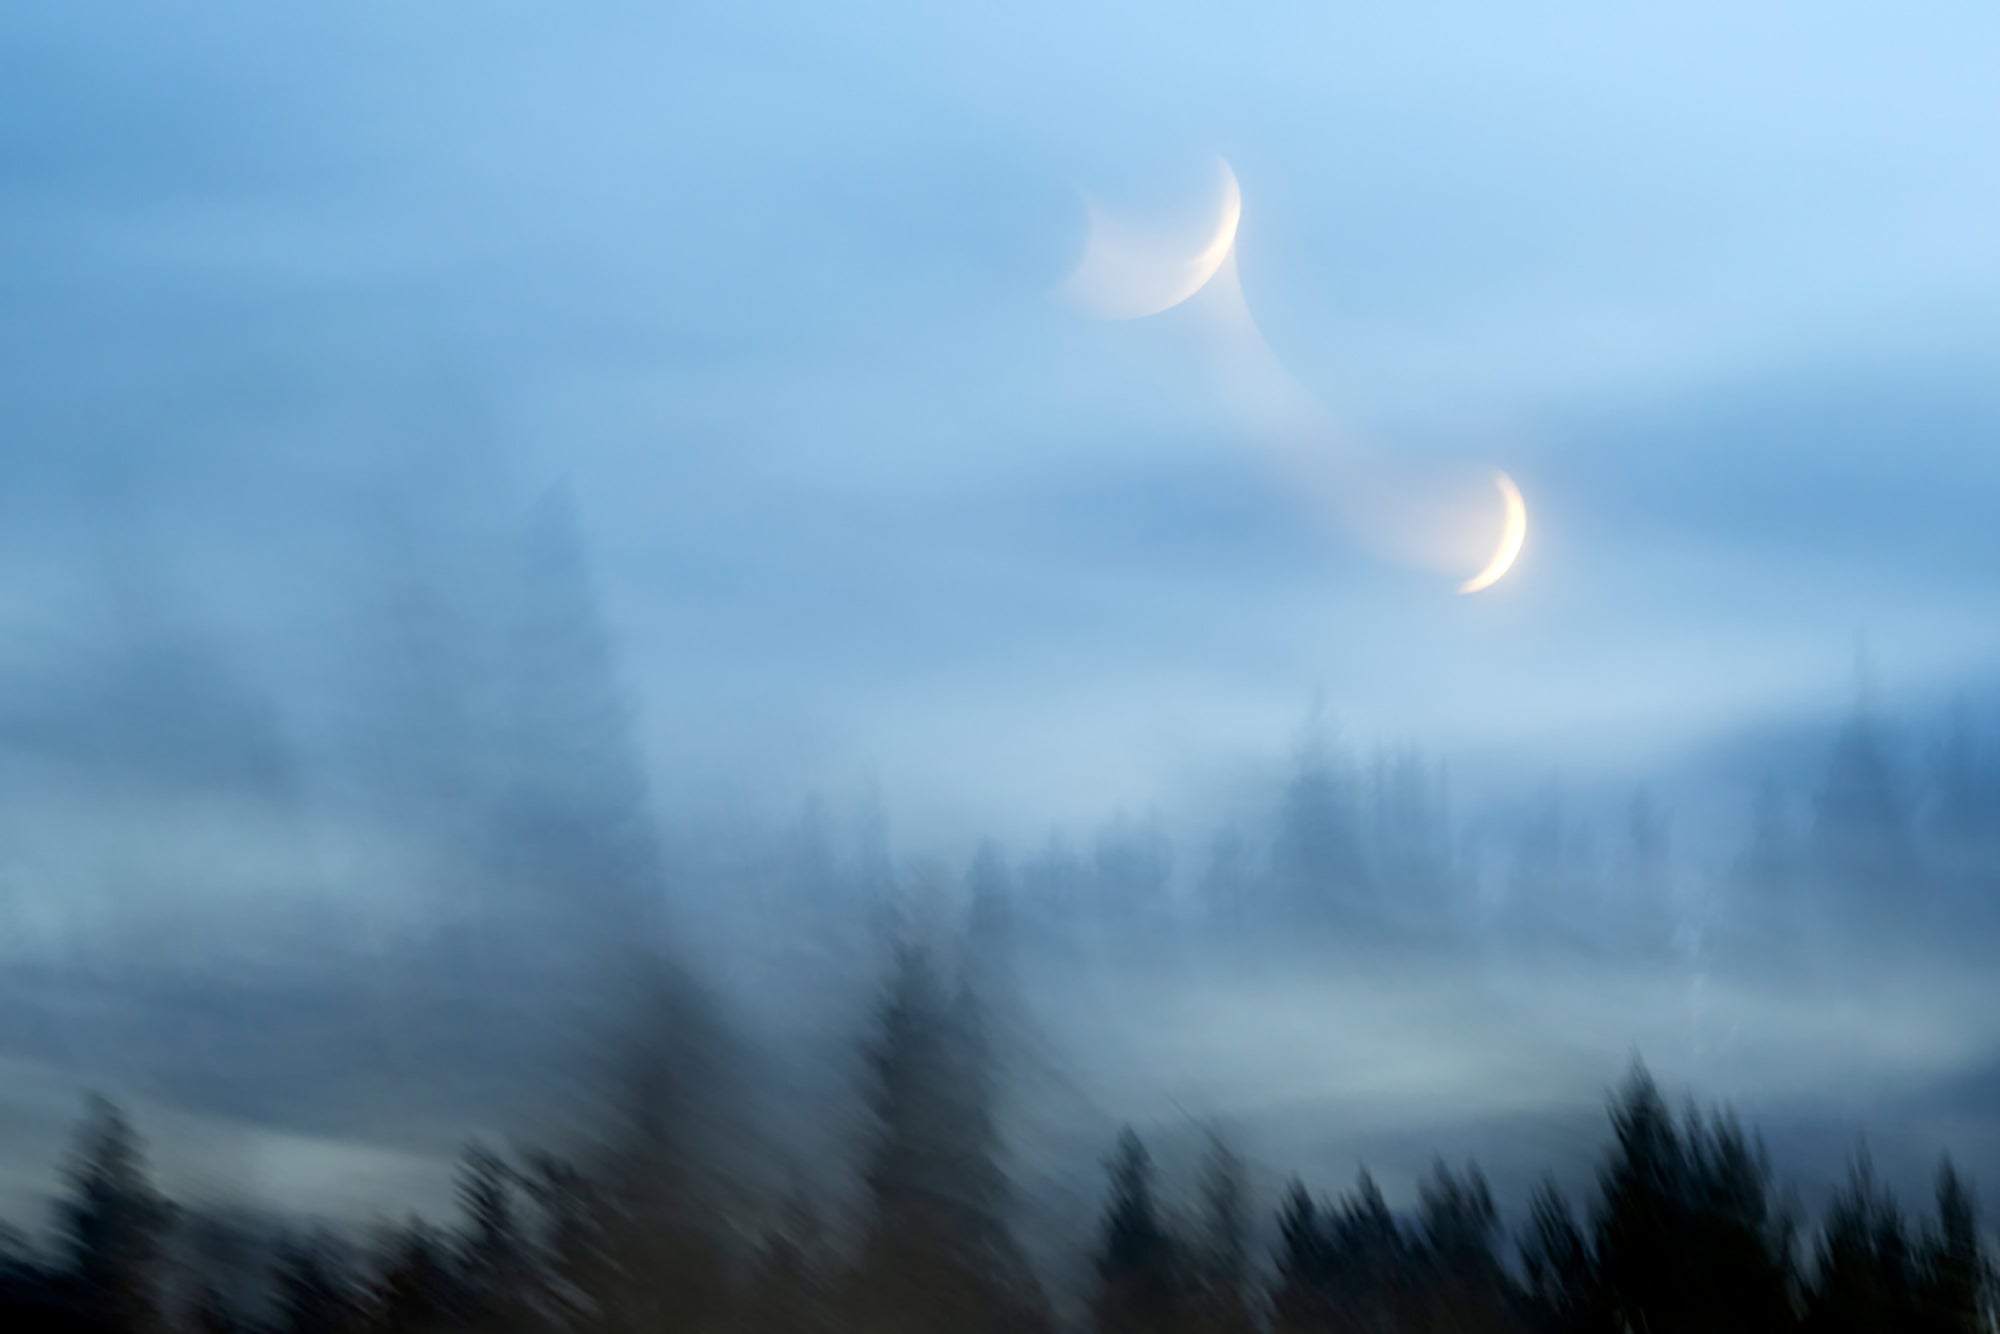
[2,488,1997,1334]
[0,941,1992,1334]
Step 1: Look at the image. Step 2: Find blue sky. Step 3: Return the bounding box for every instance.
[7,2,2000,845]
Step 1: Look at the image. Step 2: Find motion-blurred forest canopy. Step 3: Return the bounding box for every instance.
[2,484,2000,1334]
[1,966,1995,1334]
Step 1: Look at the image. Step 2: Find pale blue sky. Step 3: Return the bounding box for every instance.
[6,1,2000,841]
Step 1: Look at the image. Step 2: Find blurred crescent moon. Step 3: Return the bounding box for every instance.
[1458,471,1527,594]
[1059,158,1242,320]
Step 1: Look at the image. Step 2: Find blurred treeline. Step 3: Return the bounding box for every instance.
[0,938,1991,1334]
[6,483,2000,1333]
[12,472,2000,989]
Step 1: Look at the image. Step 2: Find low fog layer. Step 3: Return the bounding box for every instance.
[2,461,1999,1246]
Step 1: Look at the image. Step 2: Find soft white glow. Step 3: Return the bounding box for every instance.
[1458,470,1528,594]
[1059,158,1242,320]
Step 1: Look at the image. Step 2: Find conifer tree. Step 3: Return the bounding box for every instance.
[1917,1159,1990,1334]
[1412,1160,1517,1333]
[56,1096,174,1334]
[272,1233,362,1334]
[1271,1179,1329,1334]
[1805,1153,1919,1334]
[1191,1131,1256,1334]
[1325,1169,1410,1333]
[1091,1129,1184,1334]
[454,1146,526,1332]
[1591,1065,1794,1334]
[1518,1179,1599,1334]
[742,1177,832,1334]
[847,940,1049,1334]
[369,1222,461,1334]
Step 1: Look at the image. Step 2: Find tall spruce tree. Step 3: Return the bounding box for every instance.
[55,1096,174,1334]
[1917,1159,1990,1334]
[847,940,1048,1334]
[1324,1169,1411,1333]
[454,1146,526,1332]
[1805,1152,1919,1334]
[1518,1178,1600,1334]
[1591,1065,1795,1334]
[271,1232,362,1334]
[1412,1160,1518,1333]
[1271,1180,1329,1334]
[1191,1130,1256,1334]
[742,1177,832,1334]
[368,1222,461,1334]
[1090,1129,1185,1334]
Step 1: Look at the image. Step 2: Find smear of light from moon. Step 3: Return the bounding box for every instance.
[1060,155,1529,593]
[1058,158,1242,320]
[1457,470,1528,595]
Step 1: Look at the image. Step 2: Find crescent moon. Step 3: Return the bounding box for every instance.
[1458,471,1527,594]
[1059,158,1242,320]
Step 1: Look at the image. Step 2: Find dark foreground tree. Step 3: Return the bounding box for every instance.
[1518,1177,1600,1334]
[741,1178,833,1334]
[55,1096,174,1334]
[271,1232,362,1334]
[1091,1128,1185,1334]
[1916,1158,1991,1334]
[1270,1180,1329,1334]
[1409,1160,1520,1333]
[1190,1131,1256,1334]
[454,1146,528,1332]
[846,939,1050,1334]
[1590,1065,1794,1334]
[1804,1153,1919,1334]
[368,1222,462,1334]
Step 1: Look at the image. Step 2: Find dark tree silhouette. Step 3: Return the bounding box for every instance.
[1409,1160,1519,1333]
[1590,1065,1794,1334]
[1517,1178,1599,1334]
[513,1153,606,1334]
[453,1146,526,1332]
[1805,1152,1920,1334]
[1090,1128,1185,1334]
[578,959,742,1334]
[847,940,1049,1334]
[271,1232,362,1334]
[367,1222,463,1334]
[741,1177,833,1334]
[55,1096,174,1334]
[1916,1159,1990,1334]
[1190,1131,1256,1334]
[1323,1169,1411,1334]
[1270,1179,1329,1334]
[181,1280,238,1334]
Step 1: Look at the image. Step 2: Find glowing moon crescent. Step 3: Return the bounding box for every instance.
[1458,471,1527,594]
[1059,158,1242,320]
